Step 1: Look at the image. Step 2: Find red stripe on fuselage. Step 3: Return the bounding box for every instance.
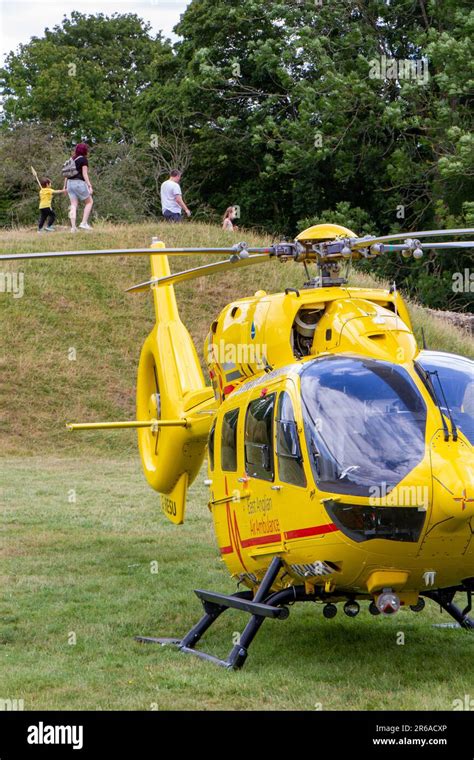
[284,523,338,540]
[219,523,338,554]
[240,533,282,548]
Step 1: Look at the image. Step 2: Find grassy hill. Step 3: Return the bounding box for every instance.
[1,221,472,456]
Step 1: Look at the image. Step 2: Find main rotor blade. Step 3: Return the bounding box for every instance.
[0,245,272,262]
[351,228,474,249]
[126,254,271,293]
[385,241,474,251]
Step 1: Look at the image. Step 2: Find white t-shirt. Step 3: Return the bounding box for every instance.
[161,179,182,214]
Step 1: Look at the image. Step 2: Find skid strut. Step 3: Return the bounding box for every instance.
[422,583,474,630]
[135,557,289,669]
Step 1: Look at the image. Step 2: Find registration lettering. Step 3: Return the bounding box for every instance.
[161,495,177,517]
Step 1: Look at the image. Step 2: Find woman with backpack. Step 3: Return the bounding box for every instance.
[62,143,93,232]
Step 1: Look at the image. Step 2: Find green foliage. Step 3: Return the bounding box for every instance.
[85,142,152,223]
[361,200,474,311]
[0,12,170,141]
[297,203,375,236]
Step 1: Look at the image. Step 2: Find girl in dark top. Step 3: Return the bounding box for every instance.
[64,143,94,232]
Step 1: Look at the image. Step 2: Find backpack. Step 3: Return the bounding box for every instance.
[62,157,79,178]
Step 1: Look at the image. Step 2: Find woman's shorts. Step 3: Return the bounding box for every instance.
[67,179,90,201]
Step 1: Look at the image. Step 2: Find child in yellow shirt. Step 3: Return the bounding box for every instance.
[38,178,66,232]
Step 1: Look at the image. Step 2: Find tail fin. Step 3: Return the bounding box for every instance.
[136,241,215,524]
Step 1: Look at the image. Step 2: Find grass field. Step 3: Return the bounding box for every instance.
[1,222,473,710]
[2,457,473,711]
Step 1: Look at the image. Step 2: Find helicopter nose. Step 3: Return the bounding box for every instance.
[431,435,474,520]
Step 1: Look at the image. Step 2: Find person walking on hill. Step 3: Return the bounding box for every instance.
[63,143,94,232]
[160,170,191,222]
[222,206,239,231]
[37,177,66,232]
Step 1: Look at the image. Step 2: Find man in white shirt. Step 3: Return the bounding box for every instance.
[160,169,191,222]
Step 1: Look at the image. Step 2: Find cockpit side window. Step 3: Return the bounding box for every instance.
[221,409,239,471]
[276,391,306,487]
[245,394,275,481]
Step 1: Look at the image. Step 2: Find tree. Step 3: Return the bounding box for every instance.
[135,0,473,308]
[0,12,171,142]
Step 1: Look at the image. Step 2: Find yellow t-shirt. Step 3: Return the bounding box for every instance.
[39,187,54,209]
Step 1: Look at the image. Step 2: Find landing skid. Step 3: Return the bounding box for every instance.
[136,557,302,669]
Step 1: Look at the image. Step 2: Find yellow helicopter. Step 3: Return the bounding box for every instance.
[2,223,474,670]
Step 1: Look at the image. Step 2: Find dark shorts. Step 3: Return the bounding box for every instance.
[163,210,182,222]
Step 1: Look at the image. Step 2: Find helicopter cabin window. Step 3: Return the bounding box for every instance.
[221,409,239,471]
[208,419,216,471]
[245,394,275,481]
[276,392,306,487]
[301,356,427,497]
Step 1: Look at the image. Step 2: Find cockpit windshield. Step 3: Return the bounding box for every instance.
[416,351,474,445]
[301,356,427,496]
